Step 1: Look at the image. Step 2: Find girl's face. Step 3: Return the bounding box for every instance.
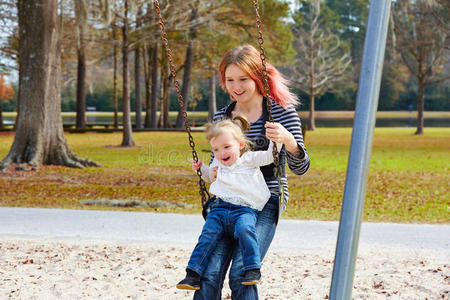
[210,131,244,166]
[225,64,261,105]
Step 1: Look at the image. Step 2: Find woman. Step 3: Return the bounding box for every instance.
[194,45,310,299]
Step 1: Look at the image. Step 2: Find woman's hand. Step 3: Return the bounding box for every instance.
[264,122,291,144]
[265,122,301,156]
[192,159,203,172]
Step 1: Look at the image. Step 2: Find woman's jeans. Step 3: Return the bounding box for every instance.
[187,199,260,275]
[193,195,279,300]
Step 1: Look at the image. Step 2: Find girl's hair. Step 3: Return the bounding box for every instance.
[205,116,253,154]
[218,44,299,108]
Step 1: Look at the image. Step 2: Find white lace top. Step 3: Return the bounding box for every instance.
[200,141,275,211]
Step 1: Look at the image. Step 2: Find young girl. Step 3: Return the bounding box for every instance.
[193,45,310,299]
[177,116,281,291]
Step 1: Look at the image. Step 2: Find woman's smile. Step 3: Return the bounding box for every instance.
[225,64,261,105]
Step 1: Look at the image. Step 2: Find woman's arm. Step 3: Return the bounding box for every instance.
[265,106,310,175]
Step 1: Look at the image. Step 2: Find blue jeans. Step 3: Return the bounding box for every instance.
[193,195,279,300]
[187,199,260,275]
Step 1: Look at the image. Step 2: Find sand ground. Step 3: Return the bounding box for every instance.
[0,208,448,299]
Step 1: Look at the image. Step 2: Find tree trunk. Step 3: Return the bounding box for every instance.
[14,71,21,130]
[150,43,158,129]
[0,98,3,128]
[159,71,171,128]
[134,6,142,130]
[75,0,87,129]
[143,44,151,128]
[163,76,170,128]
[208,70,216,122]
[175,7,198,128]
[308,33,316,131]
[134,46,142,129]
[76,28,87,128]
[1,0,99,169]
[308,93,315,131]
[415,80,425,135]
[121,0,134,146]
[112,23,119,129]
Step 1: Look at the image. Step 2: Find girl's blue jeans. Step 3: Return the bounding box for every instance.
[193,195,279,300]
[187,198,260,275]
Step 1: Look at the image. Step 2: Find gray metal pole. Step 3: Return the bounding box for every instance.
[329,1,392,299]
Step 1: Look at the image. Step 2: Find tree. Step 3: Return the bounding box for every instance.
[208,69,217,121]
[175,2,199,128]
[325,0,369,80]
[112,19,119,128]
[0,0,17,74]
[392,0,450,134]
[1,0,99,169]
[74,0,88,129]
[134,4,143,129]
[120,0,134,146]
[143,40,158,129]
[290,0,352,130]
[0,74,14,128]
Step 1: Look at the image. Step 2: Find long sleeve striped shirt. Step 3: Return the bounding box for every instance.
[210,98,310,214]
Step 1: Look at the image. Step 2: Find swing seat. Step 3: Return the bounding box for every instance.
[202,196,216,220]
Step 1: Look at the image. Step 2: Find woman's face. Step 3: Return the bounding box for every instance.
[224,64,261,105]
[210,131,243,166]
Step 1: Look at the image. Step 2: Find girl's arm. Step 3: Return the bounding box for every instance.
[243,141,281,167]
[200,164,213,183]
[192,159,214,183]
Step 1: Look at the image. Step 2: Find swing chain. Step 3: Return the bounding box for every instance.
[153,0,210,206]
[252,0,281,177]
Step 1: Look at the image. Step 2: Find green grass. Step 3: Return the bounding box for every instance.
[0,128,448,223]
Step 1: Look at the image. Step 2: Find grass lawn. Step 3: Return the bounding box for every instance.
[0,128,448,223]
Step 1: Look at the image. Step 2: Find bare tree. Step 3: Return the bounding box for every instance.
[290,0,352,130]
[120,0,134,146]
[143,40,159,129]
[112,20,119,129]
[0,0,17,74]
[158,51,170,128]
[1,0,99,169]
[175,3,199,128]
[208,68,217,121]
[74,0,88,129]
[134,4,142,129]
[392,0,449,135]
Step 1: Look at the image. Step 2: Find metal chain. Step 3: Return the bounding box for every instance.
[153,0,210,206]
[252,0,281,177]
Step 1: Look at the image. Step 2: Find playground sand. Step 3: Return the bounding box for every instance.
[0,237,448,299]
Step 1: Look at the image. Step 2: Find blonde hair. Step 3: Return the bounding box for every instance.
[218,44,299,108]
[205,116,253,154]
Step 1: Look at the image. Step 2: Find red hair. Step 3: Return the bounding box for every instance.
[218,45,298,108]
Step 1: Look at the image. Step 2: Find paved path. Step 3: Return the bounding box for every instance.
[0,207,449,251]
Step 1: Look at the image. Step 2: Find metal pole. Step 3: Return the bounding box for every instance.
[329,1,392,299]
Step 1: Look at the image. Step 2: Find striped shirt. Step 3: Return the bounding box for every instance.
[210,98,310,214]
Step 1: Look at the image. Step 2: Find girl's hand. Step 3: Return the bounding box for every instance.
[192,159,203,171]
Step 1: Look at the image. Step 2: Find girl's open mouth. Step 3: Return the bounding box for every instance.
[222,157,230,162]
